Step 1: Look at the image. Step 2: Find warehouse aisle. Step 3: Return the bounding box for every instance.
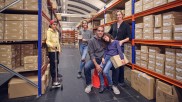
[2,45,155,102]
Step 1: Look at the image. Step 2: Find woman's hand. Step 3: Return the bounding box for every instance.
[121,59,125,64]
[119,40,124,46]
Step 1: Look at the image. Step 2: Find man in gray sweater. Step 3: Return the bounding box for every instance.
[84,26,105,93]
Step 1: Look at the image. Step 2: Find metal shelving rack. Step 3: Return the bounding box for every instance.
[82,0,182,88]
[0,0,61,96]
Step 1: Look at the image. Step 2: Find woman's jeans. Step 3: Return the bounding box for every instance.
[99,55,113,87]
[79,43,88,73]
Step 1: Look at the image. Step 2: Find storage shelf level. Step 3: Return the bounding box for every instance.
[134,0,182,18]
[134,64,182,88]
[134,39,182,47]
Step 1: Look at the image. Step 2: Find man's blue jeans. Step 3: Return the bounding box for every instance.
[99,55,113,87]
[84,59,102,85]
[79,43,88,73]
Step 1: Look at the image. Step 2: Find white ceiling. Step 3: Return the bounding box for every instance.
[59,0,112,30]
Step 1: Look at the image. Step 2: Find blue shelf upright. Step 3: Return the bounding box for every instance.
[38,0,42,96]
[132,0,136,66]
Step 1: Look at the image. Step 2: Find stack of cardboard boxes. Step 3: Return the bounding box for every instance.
[155,53,165,74]
[124,43,132,63]
[135,22,143,39]
[105,13,112,23]
[165,48,176,79]
[0,45,16,72]
[148,47,160,71]
[125,0,132,17]
[154,14,163,40]
[175,49,182,82]
[154,0,167,7]
[174,25,182,40]
[140,46,149,68]
[21,44,34,66]
[24,56,38,70]
[163,11,182,40]
[135,50,141,66]
[143,15,154,39]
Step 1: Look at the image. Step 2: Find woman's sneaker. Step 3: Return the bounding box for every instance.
[112,85,120,94]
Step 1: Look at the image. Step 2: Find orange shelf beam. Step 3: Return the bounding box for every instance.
[126,62,132,67]
[134,64,182,88]
[134,0,182,18]
[134,39,182,47]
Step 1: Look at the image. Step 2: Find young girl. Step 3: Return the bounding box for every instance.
[99,33,124,94]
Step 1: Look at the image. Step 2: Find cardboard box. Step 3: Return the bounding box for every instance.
[143,15,154,27]
[4,33,23,40]
[141,46,149,53]
[0,21,4,32]
[141,53,149,61]
[110,55,128,68]
[163,19,182,27]
[143,0,153,4]
[0,45,15,52]
[163,11,182,20]
[165,63,176,78]
[148,63,155,71]
[165,55,176,64]
[176,57,182,65]
[154,27,162,34]
[5,21,23,27]
[5,27,23,34]
[156,54,165,61]
[131,70,155,100]
[24,56,38,64]
[176,72,182,82]
[173,33,182,40]
[24,15,38,21]
[154,0,167,7]
[125,9,132,17]
[143,27,154,34]
[143,1,154,11]
[105,13,112,23]
[5,0,23,10]
[154,34,162,40]
[135,29,143,39]
[176,49,182,58]
[163,26,173,34]
[143,33,154,40]
[5,14,23,21]
[165,48,176,56]
[0,13,4,20]
[135,23,143,28]
[24,3,38,10]
[0,58,15,65]
[141,60,148,68]
[136,50,141,56]
[174,25,182,33]
[149,52,156,59]
[156,80,182,102]
[155,60,165,74]
[125,0,132,8]
[24,33,38,40]
[24,21,38,27]
[0,32,3,40]
[21,44,34,50]
[135,0,143,13]
[24,63,37,70]
[163,33,172,40]
[155,14,162,27]
[8,75,47,99]
[149,47,161,53]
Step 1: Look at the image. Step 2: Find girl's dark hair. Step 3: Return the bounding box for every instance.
[102,33,114,42]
